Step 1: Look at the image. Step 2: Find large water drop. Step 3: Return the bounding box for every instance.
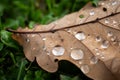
[80,64,90,74]
[75,32,86,41]
[70,49,84,60]
[52,46,65,56]
[101,40,109,49]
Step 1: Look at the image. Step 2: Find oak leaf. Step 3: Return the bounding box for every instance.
[8,0,120,80]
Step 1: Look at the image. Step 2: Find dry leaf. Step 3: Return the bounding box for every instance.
[8,0,120,80]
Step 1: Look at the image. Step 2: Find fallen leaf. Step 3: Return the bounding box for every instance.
[7,0,120,80]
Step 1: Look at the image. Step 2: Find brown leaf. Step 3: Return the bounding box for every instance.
[8,0,120,80]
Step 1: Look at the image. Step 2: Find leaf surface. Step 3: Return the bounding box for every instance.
[9,0,120,80]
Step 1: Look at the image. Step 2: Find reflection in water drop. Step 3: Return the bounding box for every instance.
[75,32,86,41]
[70,49,84,60]
[80,64,90,74]
[52,46,65,56]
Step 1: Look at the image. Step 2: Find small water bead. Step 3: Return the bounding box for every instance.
[96,52,100,56]
[70,49,84,60]
[112,1,117,6]
[90,56,98,64]
[47,52,50,55]
[75,32,86,41]
[94,48,99,51]
[105,19,109,24]
[80,64,90,74]
[112,20,117,24]
[99,2,105,6]
[95,36,102,42]
[31,34,36,37]
[89,11,95,16]
[79,61,83,64]
[26,39,30,42]
[107,31,113,37]
[111,36,116,41]
[119,42,120,46]
[32,47,36,50]
[101,40,109,49]
[42,38,47,41]
[101,55,105,59]
[52,46,65,56]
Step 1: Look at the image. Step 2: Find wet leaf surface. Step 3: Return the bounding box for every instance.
[9,0,120,80]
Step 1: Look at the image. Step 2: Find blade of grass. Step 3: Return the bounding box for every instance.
[17,59,27,80]
[46,0,52,12]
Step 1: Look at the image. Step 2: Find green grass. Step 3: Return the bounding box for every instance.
[0,0,98,80]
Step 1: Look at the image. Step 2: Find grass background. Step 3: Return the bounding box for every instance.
[0,0,98,80]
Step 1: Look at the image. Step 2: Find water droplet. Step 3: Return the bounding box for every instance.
[70,49,84,60]
[101,40,109,49]
[42,38,47,41]
[26,39,30,42]
[32,47,36,50]
[95,36,102,42]
[118,42,120,46]
[79,61,83,64]
[80,65,90,74]
[52,46,65,56]
[107,31,113,37]
[31,34,35,37]
[113,20,117,24]
[89,11,95,16]
[112,1,117,6]
[96,52,100,55]
[47,52,50,55]
[70,47,73,49]
[90,56,98,64]
[105,19,109,24]
[75,32,86,41]
[99,2,105,5]
[111,36,116,41]
[66,29,71,33]
[101,55,105,59]
[94,48,99,51]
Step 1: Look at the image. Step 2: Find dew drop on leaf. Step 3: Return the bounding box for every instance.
[52,46,65,56]
[101,40,109,49]
[89,11,95,16]
[80,64,90,74]
[111,1,117,6]
[90,56,98,64]
[26,39,30,43]
[70,49,84,60]
[95,36,102,42]
[105,19,109,24]
[107,31,113,37]
[75,32,86,41]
